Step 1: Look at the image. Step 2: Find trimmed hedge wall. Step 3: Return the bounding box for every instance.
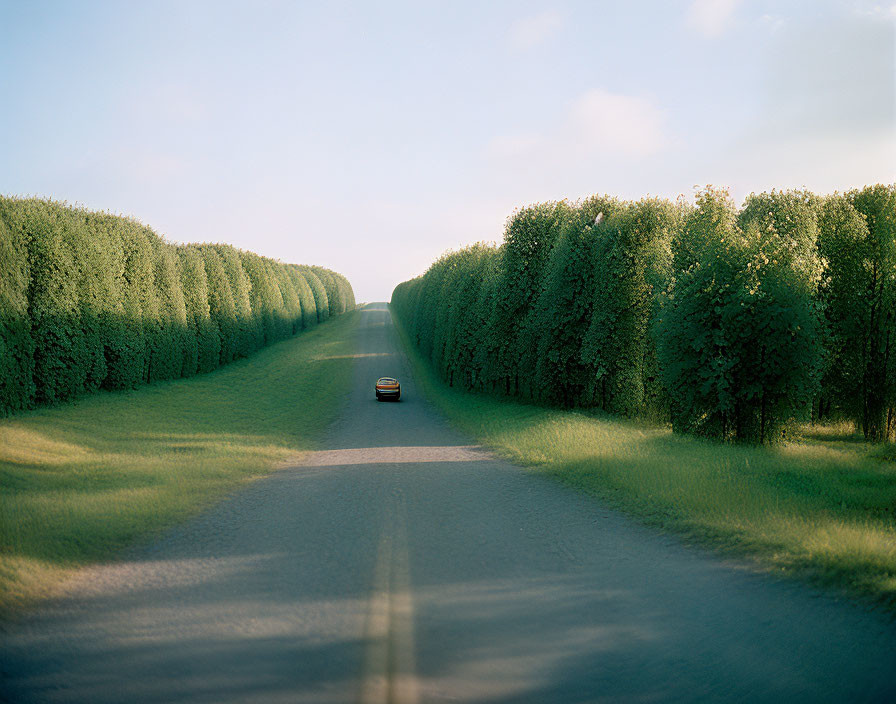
[0,197,355,416]
[393,185,895,444]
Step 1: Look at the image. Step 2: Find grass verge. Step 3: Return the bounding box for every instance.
[0,311,360,616]
[392,309,896,613]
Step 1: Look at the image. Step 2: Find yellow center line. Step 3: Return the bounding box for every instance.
[360,496,419,704]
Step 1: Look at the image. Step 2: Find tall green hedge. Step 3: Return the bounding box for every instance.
[214,245,256,360]
[581,197,679,416]
[393,184,894,444]
[285,265,319,331]
[485,201,571,397]
[25,203,91,404]
[658,188,822,442]
[178,246,219,375]
[0,197,354,417]
[311,267,341,317]
[816,186,896,441]
[300,266,330,323]
[0,200,35,413]
[529,196,619,407]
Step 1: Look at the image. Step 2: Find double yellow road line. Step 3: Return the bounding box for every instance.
[360,494,420,704]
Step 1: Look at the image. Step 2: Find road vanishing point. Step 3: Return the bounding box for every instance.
[2,303,895,703]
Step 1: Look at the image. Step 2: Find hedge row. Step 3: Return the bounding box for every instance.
[0,197,355,416]
[392,185,895,444]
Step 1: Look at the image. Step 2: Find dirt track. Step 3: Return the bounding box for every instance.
[2,303,895,703]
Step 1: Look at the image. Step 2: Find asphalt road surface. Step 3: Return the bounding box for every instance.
[2,303,895,703]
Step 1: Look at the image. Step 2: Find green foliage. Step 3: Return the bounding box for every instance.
[199,246,240,365]
[240,251,285,346]
[147,239,188,382]
[532,196,620,407]
[738,189,822,288]
[285,265,319,330]
[849,185,896,441]
[658,188,822,442]
[814,188,896,441]
[0,199,35,415]
[392,184,894,446]
[177,246,215,376]
[76,213,136,392]
[272,264,303,335]
[300,266,330,323]
[817,196,870,425]
[22,202,91,404]
[70,212,115,393]
[213,245,256,358]
[581,198,679,415]
[120,223,163,385]
[439,246,498,390]
[333,271,356,311]
[318,269,354,315]
[0,198,354,416]
[488,201,572,396]
[261,258,293,342]
[410,254,450,362]
[466,254,501,392]
[310,266,344,317]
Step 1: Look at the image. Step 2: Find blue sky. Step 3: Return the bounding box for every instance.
[2,0,894,301]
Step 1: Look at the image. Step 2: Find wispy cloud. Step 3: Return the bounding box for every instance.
[508,10,564,50]
[686,0,743,38]
[850,2,896,19]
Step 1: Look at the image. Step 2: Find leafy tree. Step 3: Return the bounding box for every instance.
[391,185,896,445]
[0,197,354,416]
[95,216,147,391]
[440,245,497,389]
[658,188,822,442]
[24,201,91,403]
[468,251,501,392]
[240,251,282,346]
[147,238,188,381]
[532,196,619,407]
[580,198,678,415]
[411,255,450,361]
[311,266,343,317]
[738,189,822,288]
[65,207,116,393]
[272,264,303,335]
[848,185,896,441]
[332,272,356,311]
[286,265,318,329]
[392,277,423,346]
[178,246,220,375]
[262,257,293,342]
[486,201,571,397]
[199,246,240,364]
[300,266,329,323]
[214,245,255,358]
[0,198,36,415]
[120,223,167,384]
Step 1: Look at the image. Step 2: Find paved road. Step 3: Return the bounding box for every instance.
[2,303,895,703]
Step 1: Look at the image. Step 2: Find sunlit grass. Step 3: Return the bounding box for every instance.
[392,311,896,611]
[0,311,360,616]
